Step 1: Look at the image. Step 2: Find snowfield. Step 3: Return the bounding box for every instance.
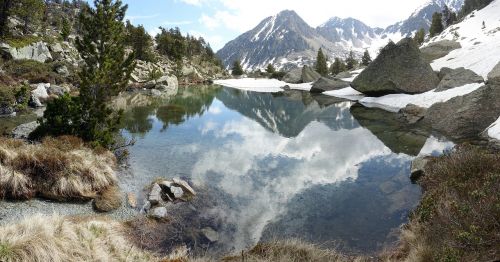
[214,78,312,93]
[425,0,500,79]
[486,117,500,141]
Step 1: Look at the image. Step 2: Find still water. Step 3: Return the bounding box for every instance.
[118,86,453,255]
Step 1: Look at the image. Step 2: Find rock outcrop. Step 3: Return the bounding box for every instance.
[12,121,39,139]
[424,80,499,140]
[436,67,484,92]
[141,178,196,220]
[487,61,500,84]
[399,104,426,124]
[310,77,350,93]
[351,38,440,96]
[420,40,461,62]
[0,42,52,63]
[283,66,321,84]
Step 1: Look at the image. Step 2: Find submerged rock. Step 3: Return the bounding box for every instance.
[399,104,426,124]
[351,38,440,96]
[310,77,350,93]
[150,206,168,219]
[201,227,219,242]
[436,67,484,92]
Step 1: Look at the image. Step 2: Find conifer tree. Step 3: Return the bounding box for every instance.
[34,0,135,148]
[430,12,444,37]
[232,60,244,76]
[125,21,154,62]
[330,57,347,75]
[60,17,71,41]
[266,63,276,74]
[413,28,426,45]
[13,0,45,34]
[346,50,358,70]
[315,48,328,76]
[0,0,13,38]
[361,50,372,66]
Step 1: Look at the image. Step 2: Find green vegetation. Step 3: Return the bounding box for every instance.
[393,145,500,261]
[3,59,64,84]
[345,50,358,70]
[459,0,493,18]
[413,28,426,45]
[60,17,72,41]
[231,60,244,76]
[442,5,457,27]
[315,48,328,76]
[34,0,135,148]
[330,57,347,75]
[430,12,444,37]
[155,26,221,66]
[361,50,371,66]
[125,21,155,62]
[12,0,45,34]
[0,0,13,38]
[266,63,276,74]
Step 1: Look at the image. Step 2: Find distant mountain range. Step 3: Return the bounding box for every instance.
[216,0,464,71]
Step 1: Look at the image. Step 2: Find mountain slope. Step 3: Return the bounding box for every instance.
[216,10,344,71]
[216,0,466,71]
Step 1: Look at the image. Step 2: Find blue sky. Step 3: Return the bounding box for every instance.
[115,0,430,51]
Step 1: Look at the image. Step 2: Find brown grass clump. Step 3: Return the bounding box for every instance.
[93,185,123,212]
[0,136,117,203]
[0,214,158,262]
[388,145,500,262]
[222,239,368,262]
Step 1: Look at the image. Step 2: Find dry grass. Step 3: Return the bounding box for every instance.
[221,239,368,262]
[386,145,500,262]
[0,136,117,203]
[0,214,158,262]
[93,185,123,212]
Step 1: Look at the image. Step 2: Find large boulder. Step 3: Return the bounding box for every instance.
[0,42,52,63]
[436,67,484,91]
[282,66,321,84]
[282,68,302,84]
[12,121,39,139]
[351,38,440,96]
[420,40,461,63]
[301,65,321,83]
[29,83,50,107]
[487,61,500,85]
[310,77,350,93]
[424,82,500,140]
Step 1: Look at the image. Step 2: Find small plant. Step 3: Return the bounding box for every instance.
[0,242,13,261]
[148,67,162,81]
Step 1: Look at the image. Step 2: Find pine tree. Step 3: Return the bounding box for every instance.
[125,21,154,62]
[430,12,444,37]
[413,28,426,45]
[0,0,13,38]
[346,50,358,70]
[330,57,346,75]
[60,17,71,41]
[266,63,276,74]
[361,50,371,66]
[35,0,135,148]
[12,0,45,34]
[232,60,244,76]
[315,48,328,76]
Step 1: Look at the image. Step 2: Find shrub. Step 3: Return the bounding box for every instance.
[93,185,122,212]
[393,145,500,261]
[3,60,63,84]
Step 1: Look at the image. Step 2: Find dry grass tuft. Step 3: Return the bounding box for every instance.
[0,136,117,203]
[387,144,500,261]
[93,185,123,212]
[222,239,368,262]
[0,214,158,262]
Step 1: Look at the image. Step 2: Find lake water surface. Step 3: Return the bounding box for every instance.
[118,85,453,255]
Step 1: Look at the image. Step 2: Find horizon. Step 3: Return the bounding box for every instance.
[112,0,434,51]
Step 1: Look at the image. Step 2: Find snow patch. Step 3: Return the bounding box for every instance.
[214,78,312,93]
[359,83,484,112]
[486,116,500,140]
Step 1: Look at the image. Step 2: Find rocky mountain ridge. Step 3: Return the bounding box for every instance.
[217,0,465,71]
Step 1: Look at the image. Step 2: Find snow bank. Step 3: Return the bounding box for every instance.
[324,87,364,101]
[358,83,483,112]
[486,117,500,140]
[214,78,312,93]
[426,0,500,78]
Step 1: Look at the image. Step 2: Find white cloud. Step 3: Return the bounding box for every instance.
[199,14,220,30]
[125,14,159,23]
[162,20,193,26]
[148,27,162,37]
[178,0,207,6]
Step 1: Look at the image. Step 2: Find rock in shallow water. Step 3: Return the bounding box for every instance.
[150,207,168,219]
[148,183,162,205]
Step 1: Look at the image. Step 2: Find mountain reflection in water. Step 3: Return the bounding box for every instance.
[119,86,453,255]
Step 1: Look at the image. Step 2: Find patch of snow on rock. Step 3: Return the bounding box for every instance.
[486,116,500,140]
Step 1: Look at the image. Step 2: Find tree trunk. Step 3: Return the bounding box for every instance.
[0,0,12,38]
